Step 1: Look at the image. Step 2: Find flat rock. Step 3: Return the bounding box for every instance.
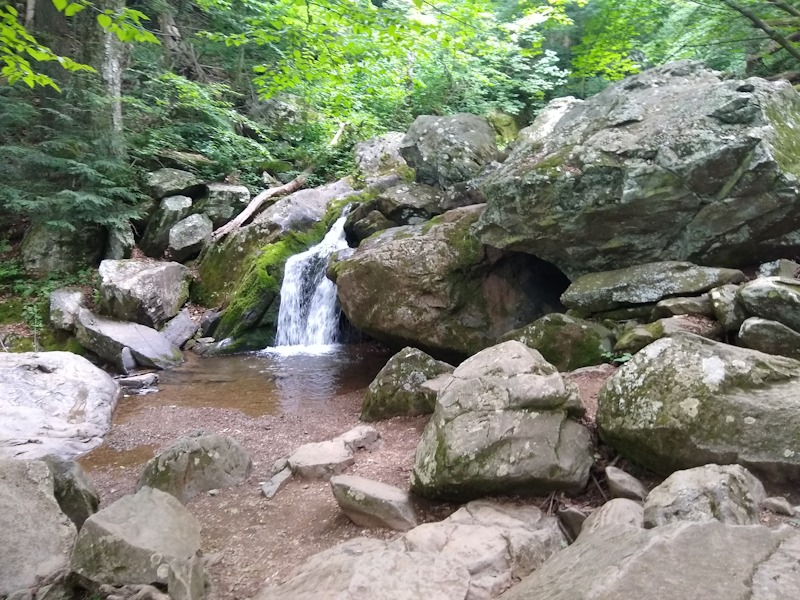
[261,468,292,500]
[0,352,120,459]
[288,440,354,480]
[117,373,159,389]
[331,475,417,531]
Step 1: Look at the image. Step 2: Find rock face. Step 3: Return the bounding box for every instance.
[42,455,100,529]
[330,475,417,531]
[597,333,800,480]
[194,183,250,228]
[502,521,800,600]
[0,460,77,596]
[140,195,193,257]
[475,62,800,278]
[137,431,252,503]
[168,213,213,263]
[400,114,498,189]
[70,486,202,586]
[560,261,745,314]
[643,464,766,527]
[98,260,190,329]
[0,352,119,459]
[332,205,569,356]
[76,309,183,370]
[411,341,593,500]
[361,347,454,421]
[500,313,615,371]
[739,277,800,332]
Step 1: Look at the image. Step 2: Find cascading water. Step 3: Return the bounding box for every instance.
[273,208,352,347]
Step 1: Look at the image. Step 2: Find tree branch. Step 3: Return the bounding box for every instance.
[768,0,800,19]
[718,0,800,63]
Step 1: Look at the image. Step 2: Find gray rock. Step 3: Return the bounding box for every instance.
[475,62,800,279]
[168,214,213,263]
[557,506,588,541]
[500,313,615,371]
[167,554,206,600]
[598,333,800,480]
[117,373,159,389]
[501,520,800,600]
[763,496,795,516]
[353,132,408,183]
[613,315,723,354]
[605,466,647,501]
[375,183,446,224]
[146,168,204,200]
[561,261,745,314]
[400,113,498,189]
[98,260,190,329]
[653,294,714,317]
[361,347,454,421]
[335,425,382,452]
[739,277,800,333]
[0,460,77,596]
[739,317,800,359]
[49,287,85,331]
[41,455,100,529]
[70,486,202,586]
[76,309,183,370]
[758,258,800,278]
[578,498,644,540]
[137,431,252,503]
[330,475,417,531]
[140,195,194,257]
[288,440,354,480]
[411,341,593,500]
[709,283,748,332]
[347,210,398,243]
[0,352,120,460]
[508,97,583,159]
[21,223,105,276]
[105,223,134,260]
[162,309,198,349]
[261,468,292,500]
[194,183,250,229]
[643,464,766,527]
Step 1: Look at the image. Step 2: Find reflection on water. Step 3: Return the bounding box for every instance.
[79,444,157,472]
[115,343,392,420]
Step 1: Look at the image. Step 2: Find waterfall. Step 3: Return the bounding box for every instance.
[273,208,351,347]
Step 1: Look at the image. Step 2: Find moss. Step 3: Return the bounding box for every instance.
[0,298,23,324]
[764,96,800,178]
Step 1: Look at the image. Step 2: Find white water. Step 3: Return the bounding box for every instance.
[273,210,351,348]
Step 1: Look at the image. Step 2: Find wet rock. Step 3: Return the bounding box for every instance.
[194,183,250,229]
[605,466,647,501]
[41,455,100,529]
[578,499,644,540]
[361,347,454,421]
[49,287,85,331]
[168,214,213,263]
[330,475,417,531]
[162,309,198,349]
[137,431,252,503]
[346,209,398,244]
[146,168,205,200]
[0,351,120,460]
[0,460,77,596]
[140,195,193,257]
[643,464,766,527]
[738,317,800,359]
[117,373,159,389]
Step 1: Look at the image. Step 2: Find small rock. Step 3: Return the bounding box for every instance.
[763,496,795,516]
[557,506,588,541]
[207,489,220,497]
[288,440,354,480]
[578,498,644,540]
[261,468,292,500]
[117,373,159,390]
[162,309,199,349]
[330,475,417,531]
[335,425,382,452]
[605,466,647,501]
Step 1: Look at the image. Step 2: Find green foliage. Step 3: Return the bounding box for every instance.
[602,350,634,365]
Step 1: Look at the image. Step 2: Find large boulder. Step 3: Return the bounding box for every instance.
[21,223,105,276]
[98,259,190,329]
[643,464,765,528]
[70,486,202,587]
[375,183,446,224]
[400,114,498,189]
[739,316,800,359]
[500,313,615,371]
[501,521,800,600]
[0,352,120,459]
[597,333,800,480]
[76,309,183,370]
[330,475,417,531]
[193,182,250,229]
[167,213,213,263]
[560,261,745,314]
[0,460,77,596]
[332,205,569,356]
[49,287,86,331]
[361,347,454,421]
[475,62,800,278]
[411,341,593,500]
[137,431,252,503]
[139,195,193,257]
[145,168,205,200]
[739,277,800,332]
[353,132,408,184]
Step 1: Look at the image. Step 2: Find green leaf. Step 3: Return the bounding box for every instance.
[63,3,85,17]
[97,14,113,28]
[52,0,68,12]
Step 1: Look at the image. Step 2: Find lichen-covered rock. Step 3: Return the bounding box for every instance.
[137,431,252,502]
[508,97,583,159]
[399,114,498,188]
[759,259,800,278]
[475,62,800,278]
[70,486,202,587]
[710,283,748,332]
[643,464,765,528]
[353,132,408,183]
[42,455,100,529]
[98,260,190,329]
[0,460,77,596]
[330,475,417,531]
[193,183,250,228]
[21,223,105,276]
[739,317,800,359]
[333,205,569,356]
[653,294,714,318]
[375,183,446,224]
[598,333,800,480]
[613,315,722,354]
[500,313,615,371]
[411,341,593,500]
[146,168,204,200]
[0,352,120,460]
[739,277,800,333]
[139,195,193,257]
[502,521,800,600]
[167,213,213,263]
[49,287,86,331]
[561,261,745,314]
[361,347,453,421]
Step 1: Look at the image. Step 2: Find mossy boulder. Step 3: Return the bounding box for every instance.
[738,317,800,359]
[411,341,593,500]
[361,347,454,421]
[598,333,800,481]
[738,277,800,333]
[500,313,614,371]
[21,223,105,276]
[475,62,800,278]
[332,205,569,357]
